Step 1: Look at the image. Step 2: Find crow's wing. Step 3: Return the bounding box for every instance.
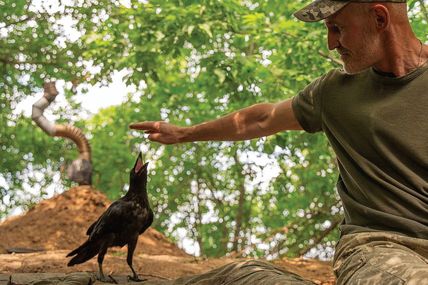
[87,200,133,241]
[139,208,154,234]
[85,201,122,236]
[86,219,97,236]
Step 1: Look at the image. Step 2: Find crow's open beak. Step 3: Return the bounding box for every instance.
[133,152,149,174]
[134,152,143,173]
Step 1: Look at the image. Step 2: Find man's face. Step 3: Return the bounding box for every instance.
[324,4,382,74]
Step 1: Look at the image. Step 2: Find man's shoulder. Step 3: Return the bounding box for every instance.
[304,68,346,93]
[298,68,371,100]
[323,68,370,82]
[314,68,371,91]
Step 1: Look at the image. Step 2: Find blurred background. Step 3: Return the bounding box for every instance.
[1,0,427,260]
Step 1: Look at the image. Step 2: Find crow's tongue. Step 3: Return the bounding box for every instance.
[135,158,144,173]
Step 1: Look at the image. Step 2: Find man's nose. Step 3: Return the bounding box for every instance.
[327,33,340,50]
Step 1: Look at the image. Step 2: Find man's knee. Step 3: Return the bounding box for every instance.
[335,240,428,285]
[221,259,316,285]
[174,259,316,285]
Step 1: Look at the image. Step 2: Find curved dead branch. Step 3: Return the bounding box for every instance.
[31,82,92,185]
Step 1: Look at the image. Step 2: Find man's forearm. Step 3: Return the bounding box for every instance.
[178,103,285,142]
[129,99,301,144]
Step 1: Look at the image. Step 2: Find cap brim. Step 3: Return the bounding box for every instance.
[294,0,349,22]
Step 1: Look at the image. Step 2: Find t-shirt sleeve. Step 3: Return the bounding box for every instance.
[292,74,327,133]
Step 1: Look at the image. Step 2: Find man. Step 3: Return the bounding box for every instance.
[131,0,428,284]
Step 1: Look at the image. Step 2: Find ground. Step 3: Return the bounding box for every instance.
[0,186,335,284]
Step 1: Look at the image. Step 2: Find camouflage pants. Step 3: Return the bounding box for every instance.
[333,232,428,285]
[144,260,316,285]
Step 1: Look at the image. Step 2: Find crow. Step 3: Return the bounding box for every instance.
[67,152,153,282]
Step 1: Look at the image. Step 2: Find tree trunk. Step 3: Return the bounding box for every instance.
[232,151,246,253]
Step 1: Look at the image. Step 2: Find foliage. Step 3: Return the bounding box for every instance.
[1,0,427,258]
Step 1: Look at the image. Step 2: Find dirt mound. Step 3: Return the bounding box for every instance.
[0,186,188,257]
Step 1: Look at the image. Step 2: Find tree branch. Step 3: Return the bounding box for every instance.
[1,16,34,28]
[266,199,342,256]
[0,57,63,66]
[296,215,342,256]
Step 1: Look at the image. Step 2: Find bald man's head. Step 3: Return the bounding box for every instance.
[353,2,408,24]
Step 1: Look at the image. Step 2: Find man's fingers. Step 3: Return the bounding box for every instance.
[147,133,159,141]
[128,122,153,130]
[129,121,176,144]
[129,121,161,130]
[147,133,171,144]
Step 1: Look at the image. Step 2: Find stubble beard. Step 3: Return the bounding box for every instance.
[341,29,381,75]
[342,50,377,74]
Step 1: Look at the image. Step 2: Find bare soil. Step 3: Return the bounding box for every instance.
[0,186,187,257]
[0,186,335,284]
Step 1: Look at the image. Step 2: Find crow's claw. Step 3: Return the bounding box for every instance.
[127,275,147,282]
[96,273,117,284]
[108,275,118,284]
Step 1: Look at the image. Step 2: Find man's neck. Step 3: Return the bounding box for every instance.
[373,34,427,77]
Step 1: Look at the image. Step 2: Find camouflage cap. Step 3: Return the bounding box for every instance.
[294,0,407,22]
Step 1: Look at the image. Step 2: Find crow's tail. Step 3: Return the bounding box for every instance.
[66,239,102,266]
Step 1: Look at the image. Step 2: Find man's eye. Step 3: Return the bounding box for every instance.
[331,26,341,33]
[325,22,342,33]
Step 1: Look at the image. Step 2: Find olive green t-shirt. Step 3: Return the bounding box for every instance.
[292,64,428,239]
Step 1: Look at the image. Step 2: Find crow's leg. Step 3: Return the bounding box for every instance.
[127,237,146,282]
[96,238,117,283]
[96,246,109,282]
[97,248,118,283]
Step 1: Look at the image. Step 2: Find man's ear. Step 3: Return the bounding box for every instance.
[371,4,390,30]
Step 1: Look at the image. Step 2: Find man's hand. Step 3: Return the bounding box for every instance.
[129,121,186,145]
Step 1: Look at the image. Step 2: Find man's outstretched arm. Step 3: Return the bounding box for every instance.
[129,98,302,144]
